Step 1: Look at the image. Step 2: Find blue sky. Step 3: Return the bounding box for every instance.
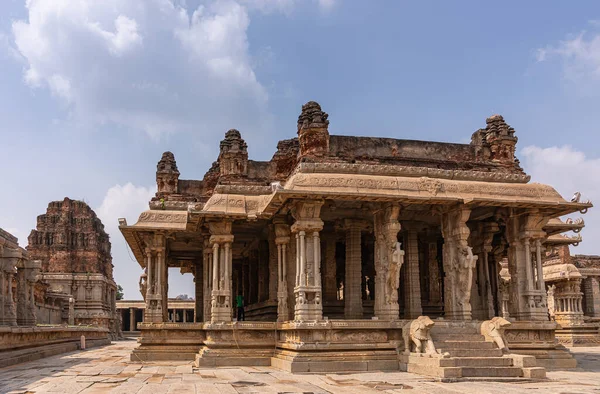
[1,0,599,299]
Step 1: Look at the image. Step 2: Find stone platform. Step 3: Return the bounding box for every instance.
[2,340,600,394]
[132,319,576,376]
[0,326,110,368]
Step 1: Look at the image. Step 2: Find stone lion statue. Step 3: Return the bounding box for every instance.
[480,317,511,353]
[403,316,437,354]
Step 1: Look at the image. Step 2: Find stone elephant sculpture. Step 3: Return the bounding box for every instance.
[403,315,437,354]
[480,316,511,353]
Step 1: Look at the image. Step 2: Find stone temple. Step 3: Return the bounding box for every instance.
[119,101,593,378]
[28,198,120,338]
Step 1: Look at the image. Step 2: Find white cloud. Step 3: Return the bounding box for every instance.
[318,0,337,12]
[96,183,155,299]
[536,25,600,86]
[521,145,600,255]
[10,0,271,140]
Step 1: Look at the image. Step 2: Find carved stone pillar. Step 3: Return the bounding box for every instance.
[471,222,498,320]
[194,261,203,322]
[441,207,477,320]
[143,233,167,323]
[506,211,549,321]
[404,229,422,319]
[274,219,291,322]
[17,259,40,326]
[322,233,337,303]
[268,230,278,302]
[203,238,212,322]
[130,307,136,331]
[373,204,403,320]
[291,200,324,321]
[344,219,366,319]
[427,236,442,306]
[0,254,18,326]
[209,221,234,322]
[583,277,600,318]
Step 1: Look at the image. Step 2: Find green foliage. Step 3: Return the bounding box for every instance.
[116,284,124,300]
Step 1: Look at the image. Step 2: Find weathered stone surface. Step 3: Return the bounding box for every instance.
[27,198,119,337]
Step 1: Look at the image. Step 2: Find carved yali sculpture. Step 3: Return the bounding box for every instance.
[481,317,511,353]
[403,316,437,354]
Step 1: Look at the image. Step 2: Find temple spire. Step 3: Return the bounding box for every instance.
[297,101,330,159]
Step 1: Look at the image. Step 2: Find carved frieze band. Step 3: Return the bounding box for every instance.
[139,211,188,223]
[287,173,562,202]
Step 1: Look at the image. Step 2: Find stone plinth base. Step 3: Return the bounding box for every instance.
[555,323,600,347]
[195,321,277,367]
[196,348,274,367]
[0,326,110,368]
[272,319,404,373]
[504,321,577,369]
[132,322,204,361]
[273,349,399,373]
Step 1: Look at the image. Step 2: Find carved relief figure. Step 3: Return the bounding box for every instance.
[481,317,511,353]
[403,316,437,354]
[386,241,404,304]
[456,242,477,307]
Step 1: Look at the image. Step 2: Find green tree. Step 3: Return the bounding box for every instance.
[116,284,124,300]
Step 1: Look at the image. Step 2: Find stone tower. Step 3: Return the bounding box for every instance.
[218,129,248,178]
[27,198,119,336]
[156,151,180,197]
[471,115,520,169]
[297,101,330,159]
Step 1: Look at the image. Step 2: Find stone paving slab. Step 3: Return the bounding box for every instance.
[1,340,600,393]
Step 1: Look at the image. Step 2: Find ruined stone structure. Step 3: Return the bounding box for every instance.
[27,198,119,338]
[543,243,600,346]
[0,227,111,367]
[116,299,195,334]
[0,228,38,327]
[120,101,592,378]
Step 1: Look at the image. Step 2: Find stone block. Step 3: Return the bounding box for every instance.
[522,367,546,379]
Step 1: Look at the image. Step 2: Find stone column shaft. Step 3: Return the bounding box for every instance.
[344,224,363,319]
[373,204,402,320]
[583,277,600,317]
[209,223,234,323]
[404,230,422,319]
[130,307,136,331]
[322,235,337,303]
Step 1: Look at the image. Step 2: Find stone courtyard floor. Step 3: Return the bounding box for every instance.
[1,340,600,394]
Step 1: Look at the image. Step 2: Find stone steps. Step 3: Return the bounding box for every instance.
[460,366,522,378]
[437,340,496,350]
[441,348,504,358]
[453,357,513,367]
[432,334,485,341]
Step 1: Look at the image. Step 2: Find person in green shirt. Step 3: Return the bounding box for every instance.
[236,294,245,321]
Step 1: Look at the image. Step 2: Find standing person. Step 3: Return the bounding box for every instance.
[236,294,245,321]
